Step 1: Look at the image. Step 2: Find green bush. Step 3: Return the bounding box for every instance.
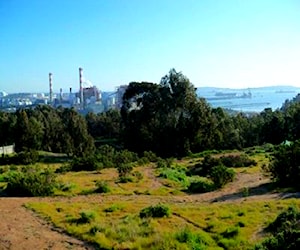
[254,206,300,250]
[4,166,57,196]
[268,140,300,189]
[156,158,173,169]
[176,227,208,248]
[210,165,235,188]
[189,155,220,177]
[220,154,257,168]
[69,156,101,171]
[96,145,116,168]
[118,175,134,183]
[132,170,143,181]
[187,179,214,193]
[55,164,72,173]
[159,167,188,187]
[221,226,240,238]
[104,204,123,213]
[137,157,150,165]
[94,180,110,193]
[139,204,170,218]
[143,151,158,162]
[267,206,300,234]
[115,150,138,167]
[16,150,39,165]
[74,211,96,224]
[117,163,133,178]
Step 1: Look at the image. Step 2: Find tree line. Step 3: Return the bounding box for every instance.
[1,69,300,158]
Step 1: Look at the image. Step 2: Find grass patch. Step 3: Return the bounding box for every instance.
[25,198,300,249]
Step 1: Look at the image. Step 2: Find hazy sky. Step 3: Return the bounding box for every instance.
[1,0,300,93]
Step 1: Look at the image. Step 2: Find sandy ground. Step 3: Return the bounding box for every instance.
[0,171,297,250]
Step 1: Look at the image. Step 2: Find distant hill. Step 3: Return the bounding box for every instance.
[196,85,300,112]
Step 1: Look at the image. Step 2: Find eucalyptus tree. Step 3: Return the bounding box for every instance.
[121,69,213,157]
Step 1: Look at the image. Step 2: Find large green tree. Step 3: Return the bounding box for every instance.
[14,109,44,152]
[59,108,95,157]
[121,69,213,157]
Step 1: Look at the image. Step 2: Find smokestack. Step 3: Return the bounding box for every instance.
[60,88,62,104]
[49,73,53,103]
[79,67,84,107]
[70,87,72,93]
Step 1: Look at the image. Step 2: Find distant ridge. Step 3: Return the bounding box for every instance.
[196,85,300,93]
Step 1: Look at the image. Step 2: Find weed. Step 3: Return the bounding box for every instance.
[56,182,76,192]
[176,227,208,249]
[73,211,96,224]
[118,175,134,183]
[89,225,105,235]
[104,204,123,213]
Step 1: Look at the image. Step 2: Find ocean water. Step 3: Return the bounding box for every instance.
[197,86,300,113]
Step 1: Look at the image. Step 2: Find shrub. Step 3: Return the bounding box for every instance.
[137,157,150,165]
[89,225,105,235]
[156,158,173,169]
[187,179,214,193]
[159,167,188,187]
[16,150,39,165]
[118,175,134,183]
[69,156,101,171]
[210,165,235,188]
[189,155,220,177]
[75,211,96,224]
[132,170,143,181]
[55,164,72,173]
[94,180,110,193]
[4,166,57,196]
[267,206,300,234]
[104,204,123,213]
[220,154,257,168]
[143,151,158,162]
[96,145,116,168]
[115,150,138,167]
[254,206,300,250]
[221,226,240,238]
[117,163,133,178]
[267,140,300,189]
[139,204,170,218]
[176,227,208,248]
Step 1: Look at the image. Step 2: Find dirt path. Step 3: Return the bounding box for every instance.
[0,171,297,249]
[0,198,93,250]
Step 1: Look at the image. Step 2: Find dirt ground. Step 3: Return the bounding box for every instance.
[0,171,296,250]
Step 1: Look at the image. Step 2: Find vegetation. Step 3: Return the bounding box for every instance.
[254,206,300,249]
[3,165,57,196]
[2,69,300,248]
[267,140,300,189]
[139,204,171,218]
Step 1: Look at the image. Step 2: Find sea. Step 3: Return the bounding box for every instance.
[197,86,300,113]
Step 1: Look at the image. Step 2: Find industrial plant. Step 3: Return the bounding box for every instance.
[0,68,128,114]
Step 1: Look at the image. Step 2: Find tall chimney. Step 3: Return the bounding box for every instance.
[79,67,84,108]
[60,88,62,104]
[49,73,53,104]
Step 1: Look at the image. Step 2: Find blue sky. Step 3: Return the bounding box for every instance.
[0,0,300,93]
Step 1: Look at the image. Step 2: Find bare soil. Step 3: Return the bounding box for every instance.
[0,171,298,250]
